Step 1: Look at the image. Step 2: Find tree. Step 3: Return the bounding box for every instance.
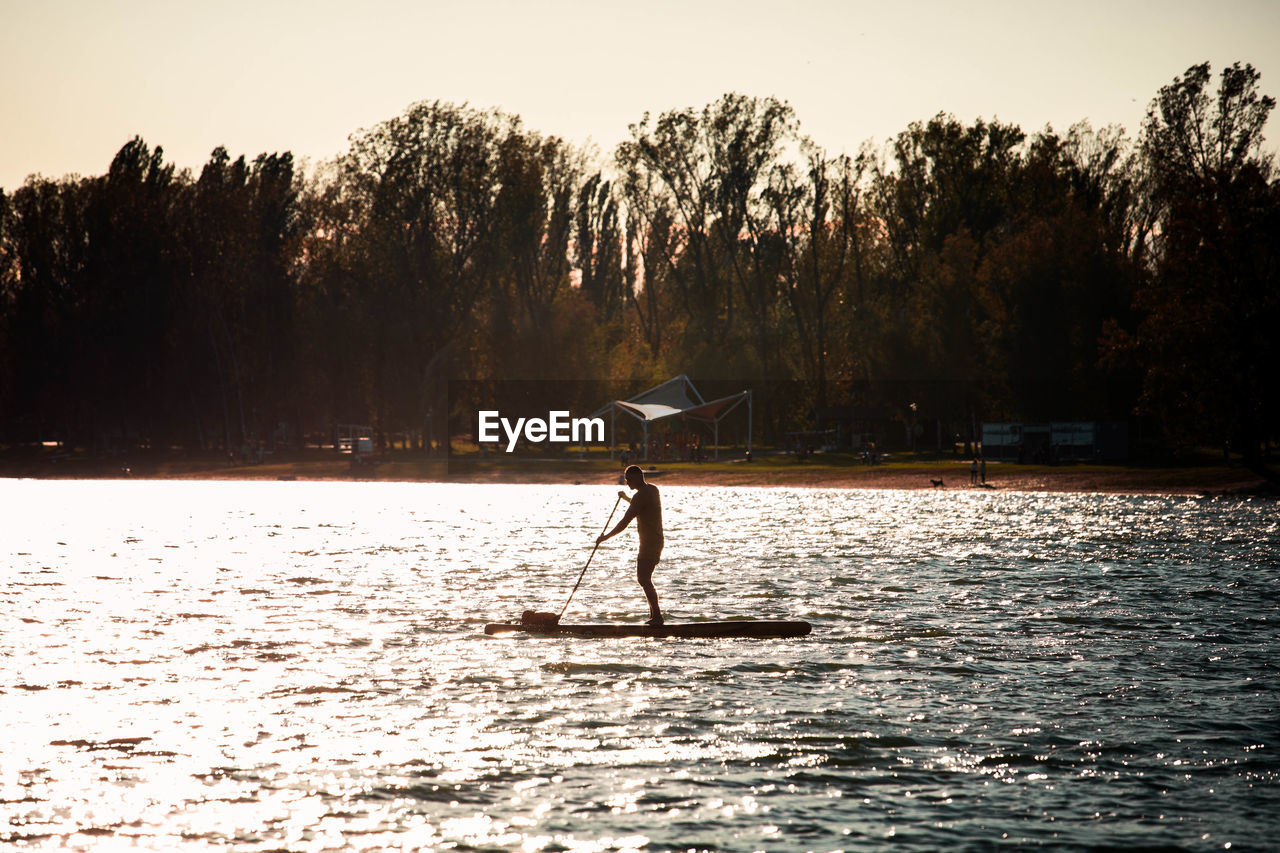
[575,172,626,321]
[767,145,867,407]
[1132,62,1278,459]
[616,160,676,360]
[617,94,806,443]
[617,95,799,371]
[81,138,182,445]
[976,124,1142,422]
[335,101,511,446]
[176,146,300,451]
[490,130,581,383]
[0,176,93,440]
[864,115,1025,440]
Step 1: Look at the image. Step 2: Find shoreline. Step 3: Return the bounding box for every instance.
[2,450,1274,497]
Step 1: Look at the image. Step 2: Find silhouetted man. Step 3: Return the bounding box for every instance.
[597,465,664,625]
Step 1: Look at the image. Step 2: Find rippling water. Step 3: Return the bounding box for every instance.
[2,479,1278,851]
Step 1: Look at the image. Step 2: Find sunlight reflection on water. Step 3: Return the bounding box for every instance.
[2,479,1278,851]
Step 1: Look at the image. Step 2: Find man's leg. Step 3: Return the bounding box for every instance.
[637,556,662,624]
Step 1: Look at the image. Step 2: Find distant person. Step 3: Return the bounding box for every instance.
[597,465,665,626]
[970,458,978,485]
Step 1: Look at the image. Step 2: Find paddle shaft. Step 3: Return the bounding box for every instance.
[557,493,624,620]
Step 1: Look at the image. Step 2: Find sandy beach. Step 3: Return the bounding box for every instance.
[4,449,1273,497]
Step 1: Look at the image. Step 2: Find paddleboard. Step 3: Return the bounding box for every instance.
[483,620,811,639]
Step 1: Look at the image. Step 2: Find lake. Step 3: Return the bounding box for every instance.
[2,479,1277,851]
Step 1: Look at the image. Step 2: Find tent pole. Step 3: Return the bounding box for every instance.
[643,421,649,462]
[610,406,615,461]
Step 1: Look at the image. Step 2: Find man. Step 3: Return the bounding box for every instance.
[597,465,664,626]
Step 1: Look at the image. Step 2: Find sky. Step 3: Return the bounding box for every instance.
[2,0,1278,189]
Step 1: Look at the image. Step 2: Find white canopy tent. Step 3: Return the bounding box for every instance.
[593,375,752,461]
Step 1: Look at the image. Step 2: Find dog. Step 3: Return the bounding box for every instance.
[521,610,560,628]
[930,478,945,488]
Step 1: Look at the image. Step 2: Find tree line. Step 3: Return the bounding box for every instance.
[1,61,1276,461]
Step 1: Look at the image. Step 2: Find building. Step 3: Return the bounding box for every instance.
[981,421,1128,463]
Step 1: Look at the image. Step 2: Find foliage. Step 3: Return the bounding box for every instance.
[1,67,1275,459]
[1125,62,1278,459]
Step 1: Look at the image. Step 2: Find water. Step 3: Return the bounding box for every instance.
[2,479,1277,851]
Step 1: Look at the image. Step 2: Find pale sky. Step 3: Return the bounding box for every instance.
[2,0,1278,189]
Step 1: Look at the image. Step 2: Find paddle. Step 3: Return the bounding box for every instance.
[523,493,624,628]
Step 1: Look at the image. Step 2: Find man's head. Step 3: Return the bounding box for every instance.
[624,464,645,489]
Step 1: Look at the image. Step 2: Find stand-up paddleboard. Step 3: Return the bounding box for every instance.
[483,620,811,639]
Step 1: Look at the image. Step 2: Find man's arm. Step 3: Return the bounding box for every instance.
[597,503,638,544]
